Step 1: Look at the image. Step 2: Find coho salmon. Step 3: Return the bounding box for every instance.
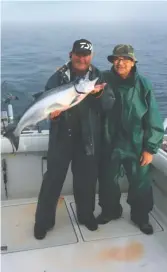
[4,77,98,151]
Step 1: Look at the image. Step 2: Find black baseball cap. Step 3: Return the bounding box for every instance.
[71,39,93,56]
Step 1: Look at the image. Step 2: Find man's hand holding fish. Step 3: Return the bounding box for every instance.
[50,82,107,119]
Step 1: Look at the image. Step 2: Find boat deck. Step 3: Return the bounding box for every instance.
[1,194,167,272]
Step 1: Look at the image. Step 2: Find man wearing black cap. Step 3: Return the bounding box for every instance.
[97,44,164,234]
[34,39,115,239]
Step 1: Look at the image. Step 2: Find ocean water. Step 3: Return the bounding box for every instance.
[1,22,167,128]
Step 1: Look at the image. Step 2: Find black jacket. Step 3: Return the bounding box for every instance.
[45,61,115,155]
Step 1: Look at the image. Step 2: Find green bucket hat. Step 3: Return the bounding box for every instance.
[107,44,137,63]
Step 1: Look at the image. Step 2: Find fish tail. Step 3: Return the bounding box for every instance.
[3,128,20,151]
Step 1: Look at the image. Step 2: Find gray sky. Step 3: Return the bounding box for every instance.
[2,1,167,23]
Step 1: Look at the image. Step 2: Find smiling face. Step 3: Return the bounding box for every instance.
[71,52,93,72]
[113,56,135,79]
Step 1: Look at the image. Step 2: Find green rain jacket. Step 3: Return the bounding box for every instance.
[103,67,164,157]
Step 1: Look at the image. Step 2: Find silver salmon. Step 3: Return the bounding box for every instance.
[4,77,98,151]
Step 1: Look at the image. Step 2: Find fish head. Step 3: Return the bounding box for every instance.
[75,77,99,94]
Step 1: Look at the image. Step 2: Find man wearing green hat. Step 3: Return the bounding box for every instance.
[97,44,164,234]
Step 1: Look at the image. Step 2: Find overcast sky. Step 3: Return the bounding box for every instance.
[2,1,167,23]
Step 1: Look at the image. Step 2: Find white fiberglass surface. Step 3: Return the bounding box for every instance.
[1,194,167,272]
[1,197,77,254]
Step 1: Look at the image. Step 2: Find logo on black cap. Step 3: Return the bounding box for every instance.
[72,39,93,55]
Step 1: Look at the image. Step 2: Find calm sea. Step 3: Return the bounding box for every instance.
[1,22,167,128]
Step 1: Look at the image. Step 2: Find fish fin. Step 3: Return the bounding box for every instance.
[70,96,79,105]
[3,128,20,151]
[32,91,44,101]
[45,103,63,116]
